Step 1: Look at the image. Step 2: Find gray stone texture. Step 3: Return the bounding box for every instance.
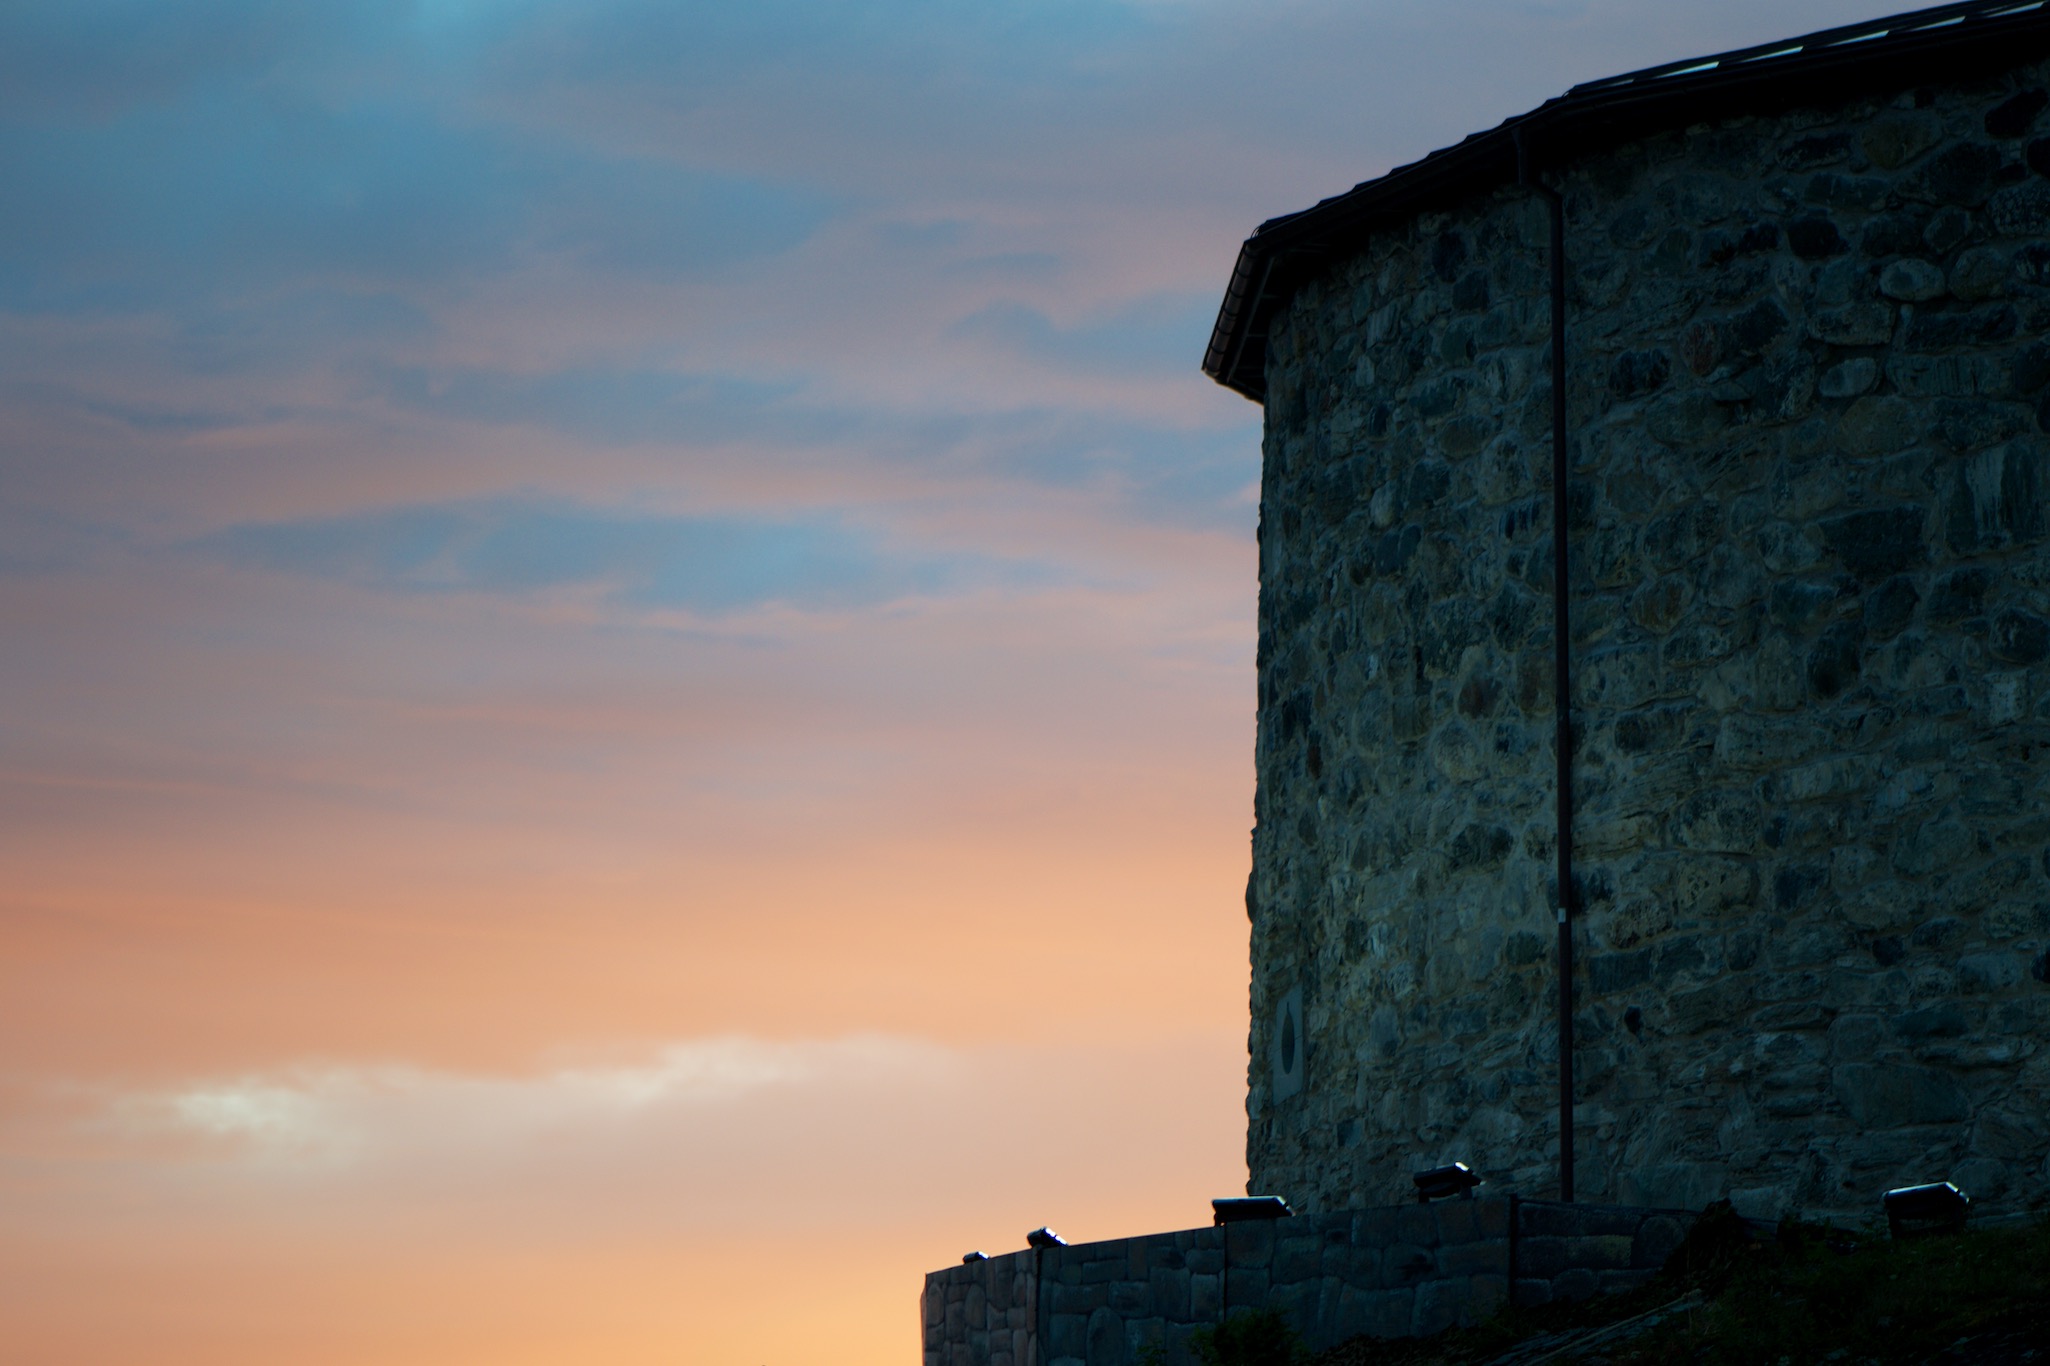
[1248,67,2050,1221]
[921,1201,1686,1366]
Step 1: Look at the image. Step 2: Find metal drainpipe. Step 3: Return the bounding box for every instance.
[1516,130,1576,1205]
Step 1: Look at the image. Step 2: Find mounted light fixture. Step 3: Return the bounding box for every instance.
[1883,1182,1970,1239]
[1211,1196,1294,1225]
[1025,1227,1067,1249]
[1413,1163,1483,1203]
[961,1251,989,1264]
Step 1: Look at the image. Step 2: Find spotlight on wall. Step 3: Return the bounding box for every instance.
[1211,1196,1295,1225]
[1026,1227,1068,1249]
[962,1251,989,1264]
[1412,1162,1483,1203]
[1883,1182,1970,1239]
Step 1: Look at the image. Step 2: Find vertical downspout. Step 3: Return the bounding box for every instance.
[1517,130,1575,1205]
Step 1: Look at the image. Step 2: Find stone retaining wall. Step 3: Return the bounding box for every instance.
[921,1199,1692,1366]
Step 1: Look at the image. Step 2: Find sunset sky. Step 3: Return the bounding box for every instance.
[1,3,1919,1362]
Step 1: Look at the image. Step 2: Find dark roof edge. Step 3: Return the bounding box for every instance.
[1204,0,2050,402]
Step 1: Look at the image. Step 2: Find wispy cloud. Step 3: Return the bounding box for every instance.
[136,1034,957,1165]
[0,94,830,314]
[950,290,1224,379]
[191,498,1065,613]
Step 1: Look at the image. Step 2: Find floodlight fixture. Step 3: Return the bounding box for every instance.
[1883,1182,1970,1238]
[961,1251,989,1264]
[1211,1196,1295,1225]
[1025,1227,1068,1249]
[1413,1162,1483,1203]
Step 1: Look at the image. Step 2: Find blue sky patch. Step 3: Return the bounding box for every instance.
[196,500,1064,614]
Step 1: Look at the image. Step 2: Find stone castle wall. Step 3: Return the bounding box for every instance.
[1250,61,2050,1220]
[921,1200,1691,1366]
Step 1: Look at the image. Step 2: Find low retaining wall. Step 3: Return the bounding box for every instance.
[920,1199,1693,1366]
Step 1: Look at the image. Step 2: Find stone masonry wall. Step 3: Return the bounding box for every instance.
[921,1200,1691,1366]
[1251,60,2050,1221]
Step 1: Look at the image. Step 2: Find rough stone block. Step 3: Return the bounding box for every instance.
[1148,1267,1191,1321]
[1123,1319,1166,1366]
[1517,1235,1568,1278]
[1309,1275,1349,1342]
[1411,1277,1470,1337]
[1224,1220,1275,1268]
[1394,1203,1441,1247]
[1351,1207,1402,1245]
[1517,1204,1585,1237]
[1319,1243,1356,1279]
[1384,1243,1437,1284]
[1081,1257,1124,1285]
[1140,1236,1183,1273]
[1046,1312,1089,1362]
[1551,1268,1600,1303]
[1367,1287,1416,1339]
[1264,1277,1319,1326]
[1439,1239,1509,1277]
[1434,1199,1482,1244]
[1050,1283,1108,1315]
[1633,1215,1689,1269]
[1225,1268,1270,1310]
[1189,1274,1221,1321]
[1335,1283,1376,1342]
[1599,1269,1656,1295]
[1274,1234,1322,1282]
[1108,1281,1152,1317]
[1086,1307,1126,1366]
[1469,1273,1509,1323]
[1565,1234,1636,1270]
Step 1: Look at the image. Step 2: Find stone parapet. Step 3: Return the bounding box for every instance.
[921,1199,1692,1366]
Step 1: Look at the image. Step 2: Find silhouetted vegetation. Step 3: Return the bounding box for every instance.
[1194,1309,1312,1366]
[1315,1203,2050,1366]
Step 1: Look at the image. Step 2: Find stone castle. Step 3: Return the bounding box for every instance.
[1204,0,2050,1224]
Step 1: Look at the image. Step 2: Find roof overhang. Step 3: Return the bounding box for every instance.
[1203,0,2050,402]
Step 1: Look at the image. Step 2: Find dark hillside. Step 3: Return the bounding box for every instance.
[1312,1205,2050,1366]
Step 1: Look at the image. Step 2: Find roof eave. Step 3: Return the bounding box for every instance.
[1204,1,2050,403]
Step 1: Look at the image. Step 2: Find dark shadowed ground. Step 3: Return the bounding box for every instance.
[1313,1204,2050,1366]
